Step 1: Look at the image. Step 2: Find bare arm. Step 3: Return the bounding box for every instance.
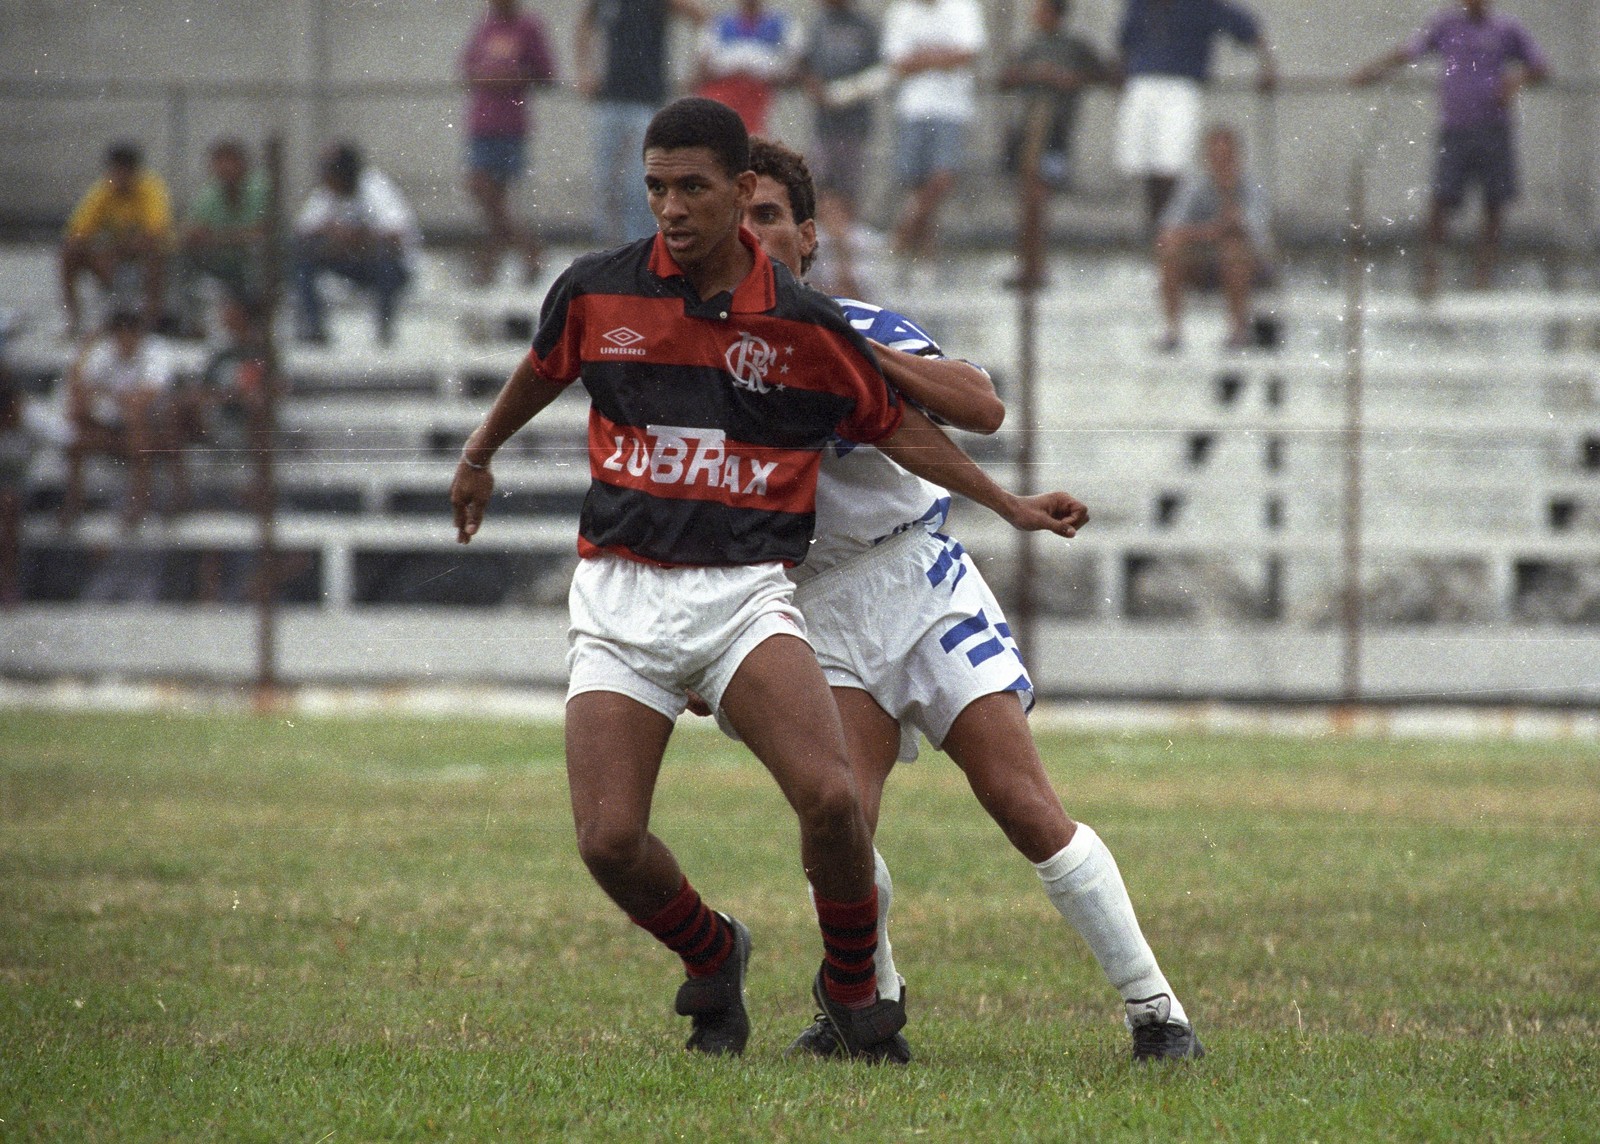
[873,404,1087,538]
[451,355,571,543]
[1351,46,1411,86]
[872,343,1004,435]
[893,46,978,78]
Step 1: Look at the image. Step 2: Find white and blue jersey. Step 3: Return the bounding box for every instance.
[790,298,1033,755]
[798,298,954,583]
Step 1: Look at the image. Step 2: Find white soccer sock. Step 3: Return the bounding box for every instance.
[871,848,902,1002]
[1034,823,1187,1026]
[807,847,901,1003]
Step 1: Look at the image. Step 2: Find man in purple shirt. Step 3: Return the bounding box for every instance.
[459,0,558,286]
[1354,0,1549,295]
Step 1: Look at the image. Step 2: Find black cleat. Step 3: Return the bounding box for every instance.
[808,967,912,1064]
[675,914,751,1056]
[787,978,911,1063]
[1127,994,1205,1062]
[786,1012,843,1058]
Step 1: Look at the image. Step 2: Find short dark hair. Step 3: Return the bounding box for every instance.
[106,307,144,333]
[323,142,364,192]
[106,142,142,170]
[748,137,816,227]
[642,97,749,177]
[210,137,249,163]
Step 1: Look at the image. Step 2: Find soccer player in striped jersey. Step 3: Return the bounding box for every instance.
[742,136,1204,1063]
[450,98,1084,1060]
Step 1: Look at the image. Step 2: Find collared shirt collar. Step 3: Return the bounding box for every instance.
[649,226,776,314]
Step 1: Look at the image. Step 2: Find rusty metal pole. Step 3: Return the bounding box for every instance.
[1340,157,1367,705]
[1011,98,1050,661]
[254,133,285,707]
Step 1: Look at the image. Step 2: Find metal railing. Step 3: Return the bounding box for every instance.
[4,74,1598,246]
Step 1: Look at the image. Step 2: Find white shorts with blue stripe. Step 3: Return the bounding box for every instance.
[793,525,1034,761]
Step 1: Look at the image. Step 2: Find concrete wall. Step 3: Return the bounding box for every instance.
[2,1,1596,245]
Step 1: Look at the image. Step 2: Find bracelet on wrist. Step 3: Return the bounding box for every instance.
[461,457,489,471]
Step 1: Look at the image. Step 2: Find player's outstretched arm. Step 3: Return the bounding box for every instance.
[871,341,1005,435]
[452,355,569,544]
[874,404,1087,538]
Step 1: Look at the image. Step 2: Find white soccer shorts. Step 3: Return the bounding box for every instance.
[1114,74,1203,178]
[794,526,1034,761]
[566,554,809,721]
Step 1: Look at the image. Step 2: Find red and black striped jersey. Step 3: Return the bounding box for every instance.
[526,229,902,567]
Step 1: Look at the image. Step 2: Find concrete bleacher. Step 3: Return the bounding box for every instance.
[3,240,1599,702]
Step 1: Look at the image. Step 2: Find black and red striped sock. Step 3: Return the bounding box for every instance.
[815,889,880,1009]
[632,878,734,978]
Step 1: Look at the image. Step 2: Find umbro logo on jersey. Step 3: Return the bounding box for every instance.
[601,326,647,355]
[725,331,782,394]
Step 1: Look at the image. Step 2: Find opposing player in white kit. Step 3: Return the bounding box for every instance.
[742,138,1204,1063]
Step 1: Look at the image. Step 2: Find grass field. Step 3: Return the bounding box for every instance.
[2,709,1597,1141]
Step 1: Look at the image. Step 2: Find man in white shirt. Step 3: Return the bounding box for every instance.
[881,0,986,264]
[61,308,179,528]
[291,143,421,347]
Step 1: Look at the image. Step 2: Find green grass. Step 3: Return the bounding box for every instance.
[2,710,1597,1141]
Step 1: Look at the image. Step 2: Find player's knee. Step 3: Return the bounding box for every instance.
[790,766,861,839]
[573,820,648,879]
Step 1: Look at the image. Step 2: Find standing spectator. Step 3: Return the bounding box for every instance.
[291,143,420,348]
[59,142,174,340]
[1352,0,1549,296]
[692,0,802,136]
[797,0,882,299]
[575,0,707,247]
[1154,124,1272,352]
[1113,0,1275,231]
[882,0,987,267]
[459,0,559,287]
[60,309,181,530]
[997,0,1107,290]
[178,138,269,333]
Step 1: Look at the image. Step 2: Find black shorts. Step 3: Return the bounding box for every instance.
[1433,123,1518,210]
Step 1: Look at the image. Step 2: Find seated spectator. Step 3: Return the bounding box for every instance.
[178,138,269,334]
[692,0,802,136]
[61,309,183,529]
[176,291,276,466]
[1154,125,1273,352]
[291,143,420,347]
[59,142,174,340]
[179,292,279,602]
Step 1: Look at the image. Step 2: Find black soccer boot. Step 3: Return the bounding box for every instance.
[674,913,751,1056]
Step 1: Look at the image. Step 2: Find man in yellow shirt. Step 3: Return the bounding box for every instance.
[59,142,174,338]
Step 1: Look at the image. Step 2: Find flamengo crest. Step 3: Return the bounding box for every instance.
[724,331,779,393]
